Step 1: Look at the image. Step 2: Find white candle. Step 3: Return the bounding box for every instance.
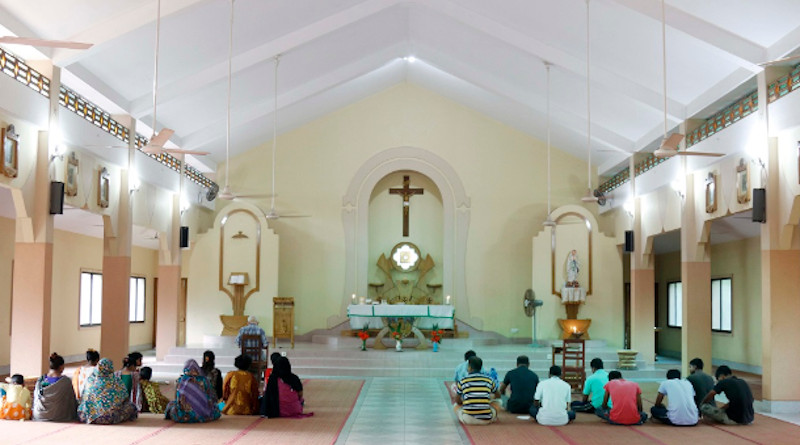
[351,294,356,304]
[445,295,451,305]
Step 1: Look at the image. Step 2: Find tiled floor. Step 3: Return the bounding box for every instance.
[336,377,469,445]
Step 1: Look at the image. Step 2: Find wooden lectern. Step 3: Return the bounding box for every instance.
[273,297,295,348]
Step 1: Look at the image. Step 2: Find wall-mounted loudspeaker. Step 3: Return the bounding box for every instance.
[49,181,64,215]
[752,188,766,223]
[179,226,189,248]
[624,230,634,252]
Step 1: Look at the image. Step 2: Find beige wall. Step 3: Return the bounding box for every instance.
[0,216,159,368]
[216,83,593,338]
[655,236,762,368]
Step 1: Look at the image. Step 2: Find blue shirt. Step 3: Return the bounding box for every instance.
[454,361,498,387]
[235,324,268,360]
[583,369,611,409]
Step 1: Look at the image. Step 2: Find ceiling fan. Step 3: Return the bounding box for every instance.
[0,36,92,50]
[217,0,275,203]
[262,55,309,220]
[653,0,722,159]
[758,54,800,67]
[580,0,598,203]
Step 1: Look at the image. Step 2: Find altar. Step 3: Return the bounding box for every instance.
[347,304,455,330]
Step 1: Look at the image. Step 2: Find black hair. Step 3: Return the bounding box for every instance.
[123,352,143,369]
[550,365,562,377]
[10,374,23,385]
[516,355,529,366]
[202,350,216,374]
[715,365,732,379]
[464,350,477,361]
[234,354,252,371]
[666,369,681,380]
[139,366,153,381]
[49,353,64,370]
[689,358,704,370]
[270,352,282,366]
[467,356,482,373]
[608,370,622,380]
[86,349,100,364]
[590,358,604,370]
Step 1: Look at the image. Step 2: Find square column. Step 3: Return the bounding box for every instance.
[100,256,132,365]
[680,261,711,376]
[10,243,53,375]
[630,268,655,363]
[156,265,181,360]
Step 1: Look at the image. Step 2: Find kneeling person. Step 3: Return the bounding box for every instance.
[455,356,500,425]
[500,355,539,414]
[530,366,574,426]
[650,369,698,426]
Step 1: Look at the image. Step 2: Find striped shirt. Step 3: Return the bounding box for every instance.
[457,373,498,420]
[235,324,268,360]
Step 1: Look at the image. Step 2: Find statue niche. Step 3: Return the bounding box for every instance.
[374,242,437,304]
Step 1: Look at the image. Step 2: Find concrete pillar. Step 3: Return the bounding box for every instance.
[10,243,53,375]
[630,193,655,364]
[155,265,181,360]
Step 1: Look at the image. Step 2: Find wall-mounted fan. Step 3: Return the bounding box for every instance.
[593,189,607,206]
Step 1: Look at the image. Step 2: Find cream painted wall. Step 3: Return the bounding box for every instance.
[0,216,158,368]
[655,237,762,367]
[368,171,443,296]
[217,83,593,338]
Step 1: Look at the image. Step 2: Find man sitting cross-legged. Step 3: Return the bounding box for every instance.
[499,355,539,414]
[571,358,610,414]
[687,358,715,411]
[700,365,754,425]
[597,370,648,425]
[454,356,500,425]
[530,365,575,426]
[650,369,699,426]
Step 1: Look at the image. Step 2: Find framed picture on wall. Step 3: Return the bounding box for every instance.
[98,167,109,208]
[736,158,750,203]
[65,152,79,197]
[1,124,19,178]
[705,172,717,213]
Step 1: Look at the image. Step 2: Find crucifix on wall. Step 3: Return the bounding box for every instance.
[389,175,424,237]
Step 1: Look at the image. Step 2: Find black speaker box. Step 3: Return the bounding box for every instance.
[752,188,766,223]
[180,226,189,248]
[624,230,634,252]
[49,181,64,215]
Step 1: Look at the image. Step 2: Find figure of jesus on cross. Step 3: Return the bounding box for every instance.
[389,175,424,237]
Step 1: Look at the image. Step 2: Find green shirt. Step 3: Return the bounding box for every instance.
[583,369,611,408]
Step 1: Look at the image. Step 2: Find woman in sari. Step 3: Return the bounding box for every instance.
[261,356,312,418]
[165,359,220,423]
[115,352,143,411]
[72,348,100,399]
[222,355,259,415]
[33,353,78,422]
[201,350,223,402]
[77,358,138,424]
[1,374,32,420]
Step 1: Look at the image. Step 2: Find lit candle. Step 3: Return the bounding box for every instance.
[572,326,577,333]
[445,295,451,305]
[351,294,356,304]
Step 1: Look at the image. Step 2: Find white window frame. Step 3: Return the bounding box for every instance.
[80,271,103,327]
[711,277,732,333]
[129,276,146,323]
[667,281,682,328]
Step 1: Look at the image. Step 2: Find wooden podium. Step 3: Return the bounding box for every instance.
[273,297,295,348]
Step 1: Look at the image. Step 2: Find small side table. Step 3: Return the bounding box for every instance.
[617,350,638,370]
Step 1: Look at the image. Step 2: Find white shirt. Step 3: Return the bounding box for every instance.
[658,379,699,426]
[534,376,571,426]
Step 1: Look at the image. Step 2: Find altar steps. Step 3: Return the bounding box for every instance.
[148,338,666,382]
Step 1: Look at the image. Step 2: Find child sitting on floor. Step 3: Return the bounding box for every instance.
[1,374,32,420]
[139,367,170,414]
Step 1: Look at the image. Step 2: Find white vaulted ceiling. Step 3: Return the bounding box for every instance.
[1,0,799,176]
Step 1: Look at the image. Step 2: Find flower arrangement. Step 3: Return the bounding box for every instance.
[430,329,444,344]
[358,326,369,351]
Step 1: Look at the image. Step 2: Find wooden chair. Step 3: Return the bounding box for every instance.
[241,334,269,382]
[561,339,586,393]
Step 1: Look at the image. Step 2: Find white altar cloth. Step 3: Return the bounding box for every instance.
[561,287,586,303]
[347,304,455,329]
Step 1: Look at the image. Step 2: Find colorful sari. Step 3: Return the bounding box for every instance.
[0,384,32,420]
[33,375,78,422]
[222,370,259,415]
[165,359,221,423]
[78,358,138,425]
[141,380,170,414]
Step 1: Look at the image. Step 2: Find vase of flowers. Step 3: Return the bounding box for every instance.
[430,325,443,352]
[392,331,403,351]
[358,326,370,351]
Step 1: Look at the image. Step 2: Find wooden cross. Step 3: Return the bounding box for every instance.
[389,175,424,237]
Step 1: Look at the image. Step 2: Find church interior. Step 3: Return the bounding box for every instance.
[1,0,800,443]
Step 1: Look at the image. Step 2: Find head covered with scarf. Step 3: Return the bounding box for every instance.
[78,358,129,423]
[175,359,214,419]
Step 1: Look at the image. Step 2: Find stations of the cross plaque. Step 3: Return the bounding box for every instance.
[389,175,424,237]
